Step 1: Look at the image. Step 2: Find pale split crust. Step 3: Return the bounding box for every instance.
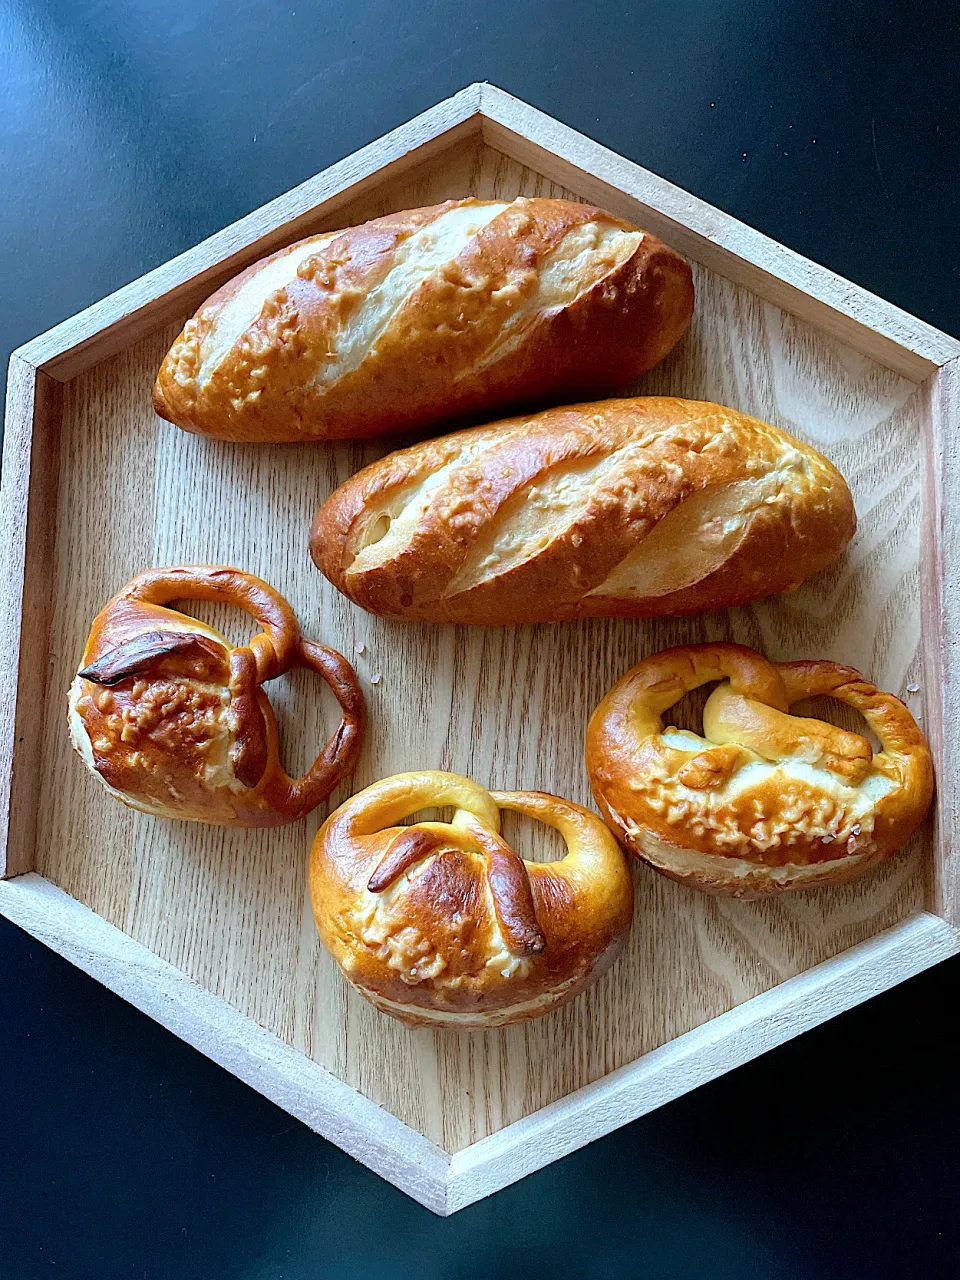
[308,771,635,1027]
[153,197,694,442]
[68,566,365,827]
[311,397,857,625]
[586,643,934,897]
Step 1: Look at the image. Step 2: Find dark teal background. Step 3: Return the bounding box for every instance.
[1,2,959,1276]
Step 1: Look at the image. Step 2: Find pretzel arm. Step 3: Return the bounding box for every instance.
[227,647,269,789]
[599,643,788,742]
[118,566,300,678]
[458,816,545,956]
[279,639,366,820]
[778,661,928,760]
[368,827,448,892]
[703,684,872,783]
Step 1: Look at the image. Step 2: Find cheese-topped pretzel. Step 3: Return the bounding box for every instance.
[586,643,933,897]
[69,566,365,826]
[309,771,634,1027]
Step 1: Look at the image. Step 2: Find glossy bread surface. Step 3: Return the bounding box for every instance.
[154,197,693,441]
[310,771,634,1027]
[312,397,856,624]
[69,567,365,826]
[587,643,933,896]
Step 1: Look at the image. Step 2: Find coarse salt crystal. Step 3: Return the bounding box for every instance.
[370,673,382,685]
[356,643,366,656]
[906,682,920,693]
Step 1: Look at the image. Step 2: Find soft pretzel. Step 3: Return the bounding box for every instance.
[309,771,634,1027]
[68,567,365,826]
[311,397,856,625]
[586,643,933,897]
[153,197,693,442]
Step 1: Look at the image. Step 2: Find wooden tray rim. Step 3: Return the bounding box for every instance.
[1,876,956,1215]
[2,83,959,1215]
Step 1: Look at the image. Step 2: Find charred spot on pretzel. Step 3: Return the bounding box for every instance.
[78,630,227,686]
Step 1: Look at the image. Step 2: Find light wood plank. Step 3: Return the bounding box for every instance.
[0,357,62,878]
[0,874,451,1215]
[29,141,934,1155]
[478,83,960,381]
[922,357,960,924]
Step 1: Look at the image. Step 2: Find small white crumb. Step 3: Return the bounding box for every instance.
[356,643,366,656]
[370,673,382,685]
[906,682,920,694]
[821,834,835,844]
[851,823,861,836]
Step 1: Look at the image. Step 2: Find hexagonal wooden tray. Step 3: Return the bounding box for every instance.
[2,84,959,1215]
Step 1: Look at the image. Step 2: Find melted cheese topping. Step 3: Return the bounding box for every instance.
[68,662,245,817]
[68,677,183,818]
[643,726,897,853]
[349,843,530,989]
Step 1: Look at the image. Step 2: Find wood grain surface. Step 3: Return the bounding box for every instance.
[29,140,933,1153]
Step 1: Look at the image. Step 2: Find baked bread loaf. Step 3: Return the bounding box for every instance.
[311,397,857,625]
[153,197,693,442]
[586,643,933,897]
[69,567,365,825]
[309,770,634,1027]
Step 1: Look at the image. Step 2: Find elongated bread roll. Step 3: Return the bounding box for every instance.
[153,197,693,442]
[311,397,856,625]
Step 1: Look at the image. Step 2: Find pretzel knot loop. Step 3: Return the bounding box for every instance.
[69,566,365,826]
[309,771,634,1028]
[587,643,933,898]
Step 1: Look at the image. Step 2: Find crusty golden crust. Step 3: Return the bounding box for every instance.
[311,397,857,625]
[309,771,634,1028]
[586,643,933,897]
[153,198,693,442]
[69,566,365,826]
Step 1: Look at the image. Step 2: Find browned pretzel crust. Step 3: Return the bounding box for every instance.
[69,566,365,826]
[309,771,634,1028]
[586,643,933,897]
